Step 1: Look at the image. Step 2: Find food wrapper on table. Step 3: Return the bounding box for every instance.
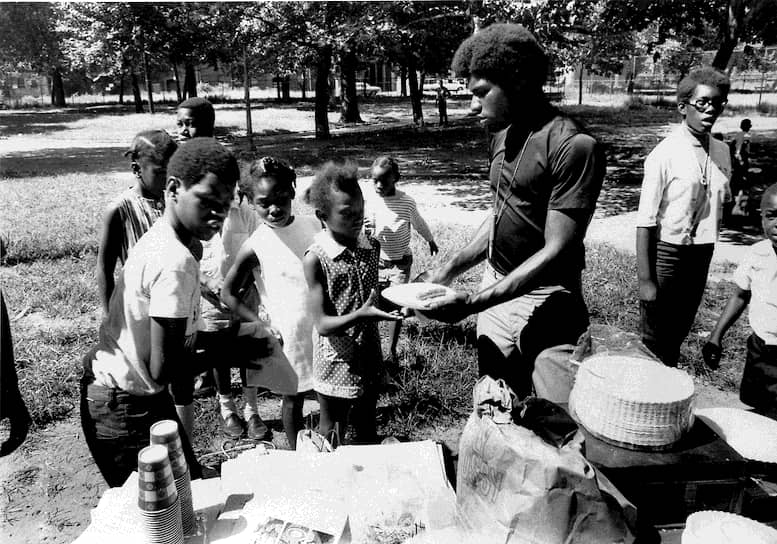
[455,376,637,544]
[216,440,457,544]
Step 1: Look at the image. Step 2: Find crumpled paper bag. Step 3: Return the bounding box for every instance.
[456,376,636,544]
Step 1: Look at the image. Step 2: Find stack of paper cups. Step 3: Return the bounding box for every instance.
[137,444,183,544]
[150,419,195,536]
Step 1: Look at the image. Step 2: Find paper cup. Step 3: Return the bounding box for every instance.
[137,445,178,511]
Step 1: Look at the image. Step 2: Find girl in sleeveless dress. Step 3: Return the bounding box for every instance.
[222,157,321,448]
[96,130,177,314]
[302,162,402,444]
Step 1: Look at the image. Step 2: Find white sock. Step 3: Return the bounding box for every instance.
[242,387,259,419]
[219,394,237,419]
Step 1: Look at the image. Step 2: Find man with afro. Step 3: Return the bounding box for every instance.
[425,24,605,400]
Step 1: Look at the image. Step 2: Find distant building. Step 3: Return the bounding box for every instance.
[0,72,49,105]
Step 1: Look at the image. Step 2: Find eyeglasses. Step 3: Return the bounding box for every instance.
[686,97,728,112]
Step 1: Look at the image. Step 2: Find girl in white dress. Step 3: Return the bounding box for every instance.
[222,157,321,449]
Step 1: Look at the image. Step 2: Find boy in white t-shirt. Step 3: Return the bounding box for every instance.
[704,183,777,418]
[80,138,266,487]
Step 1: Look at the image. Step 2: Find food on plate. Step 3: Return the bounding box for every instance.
[415,286,448,301]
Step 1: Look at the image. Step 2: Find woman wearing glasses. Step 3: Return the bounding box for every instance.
[636,67,732,367]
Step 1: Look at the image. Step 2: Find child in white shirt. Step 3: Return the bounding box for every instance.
[704,183,777,417]
[363,156,438,361]
[80,139,265,486]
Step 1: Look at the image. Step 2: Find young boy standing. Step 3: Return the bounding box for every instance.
[704,184,777,417]
[636,66,732,367]
[363,156,438,361]
[80,138,244,487]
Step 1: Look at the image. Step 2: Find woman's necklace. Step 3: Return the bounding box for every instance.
[489,130,534,260]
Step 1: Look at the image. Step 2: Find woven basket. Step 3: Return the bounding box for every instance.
[569,355,695,450]
[682,511,777,544]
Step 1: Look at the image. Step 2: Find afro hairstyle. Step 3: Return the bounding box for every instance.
[761,182,777,210]
[304,161,362,216]
[177,97,215,135]
[676,66,730,104]
[371,156,400,181]
[451,23,548,95]
[167,138,239,189]
[124,129,177,165]
[242,156,297,201]
[741,118,752,130]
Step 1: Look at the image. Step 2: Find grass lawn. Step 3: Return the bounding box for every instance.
[0,98,766,439]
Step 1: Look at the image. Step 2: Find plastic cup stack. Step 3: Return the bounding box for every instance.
[150,419,195,536]
[137,444,183,544]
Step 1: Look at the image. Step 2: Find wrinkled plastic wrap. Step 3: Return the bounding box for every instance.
[455,376,637,544]
[571,324,658,363]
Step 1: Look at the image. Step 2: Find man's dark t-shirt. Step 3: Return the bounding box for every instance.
[487,111,605,289]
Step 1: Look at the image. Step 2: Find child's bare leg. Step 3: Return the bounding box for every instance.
[316,392,349,443]
[387,320,402,362]
[282,393,305,449]
[350,386,378,444]
[239,367,268,440]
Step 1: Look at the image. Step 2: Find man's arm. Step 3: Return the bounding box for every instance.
[427,216,490,285]
[636,226,658,301]
[468,209,588,312]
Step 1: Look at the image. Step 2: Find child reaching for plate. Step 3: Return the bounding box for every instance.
[303,162,402,444]
[222,157,321,449]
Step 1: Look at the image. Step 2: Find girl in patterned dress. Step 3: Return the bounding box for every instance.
[302,162,402,444]
[222,157,321,448]
[96,130,177,314]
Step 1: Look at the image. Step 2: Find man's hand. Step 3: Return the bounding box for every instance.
[702,341,722,370]
[359,289,403,321]
[428,241,439,256]
[422,291,471,324]
[638,279,658,302]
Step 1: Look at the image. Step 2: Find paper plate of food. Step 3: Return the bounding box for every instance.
[381,282,457,310]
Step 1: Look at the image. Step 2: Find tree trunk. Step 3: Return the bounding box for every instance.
[243,45,252,145]
[400,65,407,97]
[118,70,125,104]
[142,45,155,114]
[578,63,584,106]
[131,71,144,113]
[281,76,291,101]
[50,66,66,107]
[408,57,424,126]
[712,0,747,70]
[315,46,332,140]
[339,50,361,123]
[184,63,197,98]
[172,62,182,103]
[301,70,307,100]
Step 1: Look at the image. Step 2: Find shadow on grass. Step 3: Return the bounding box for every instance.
[1,145,127,177]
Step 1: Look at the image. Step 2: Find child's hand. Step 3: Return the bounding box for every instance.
[429,241,439,256]
[702,341,722,370]
[359,289,403,322]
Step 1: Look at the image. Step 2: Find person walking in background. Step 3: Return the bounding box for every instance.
[0,288,30,456]
[223,157,321,449]
[435,79,451,126]
[96,130,177,314]
[636,66,732,367]
[704,183,777,419]
[363,156,438,363]
[424,24,605,400]
[303,162,402,444]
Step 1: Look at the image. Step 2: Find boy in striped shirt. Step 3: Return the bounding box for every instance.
[364,156,438,361]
